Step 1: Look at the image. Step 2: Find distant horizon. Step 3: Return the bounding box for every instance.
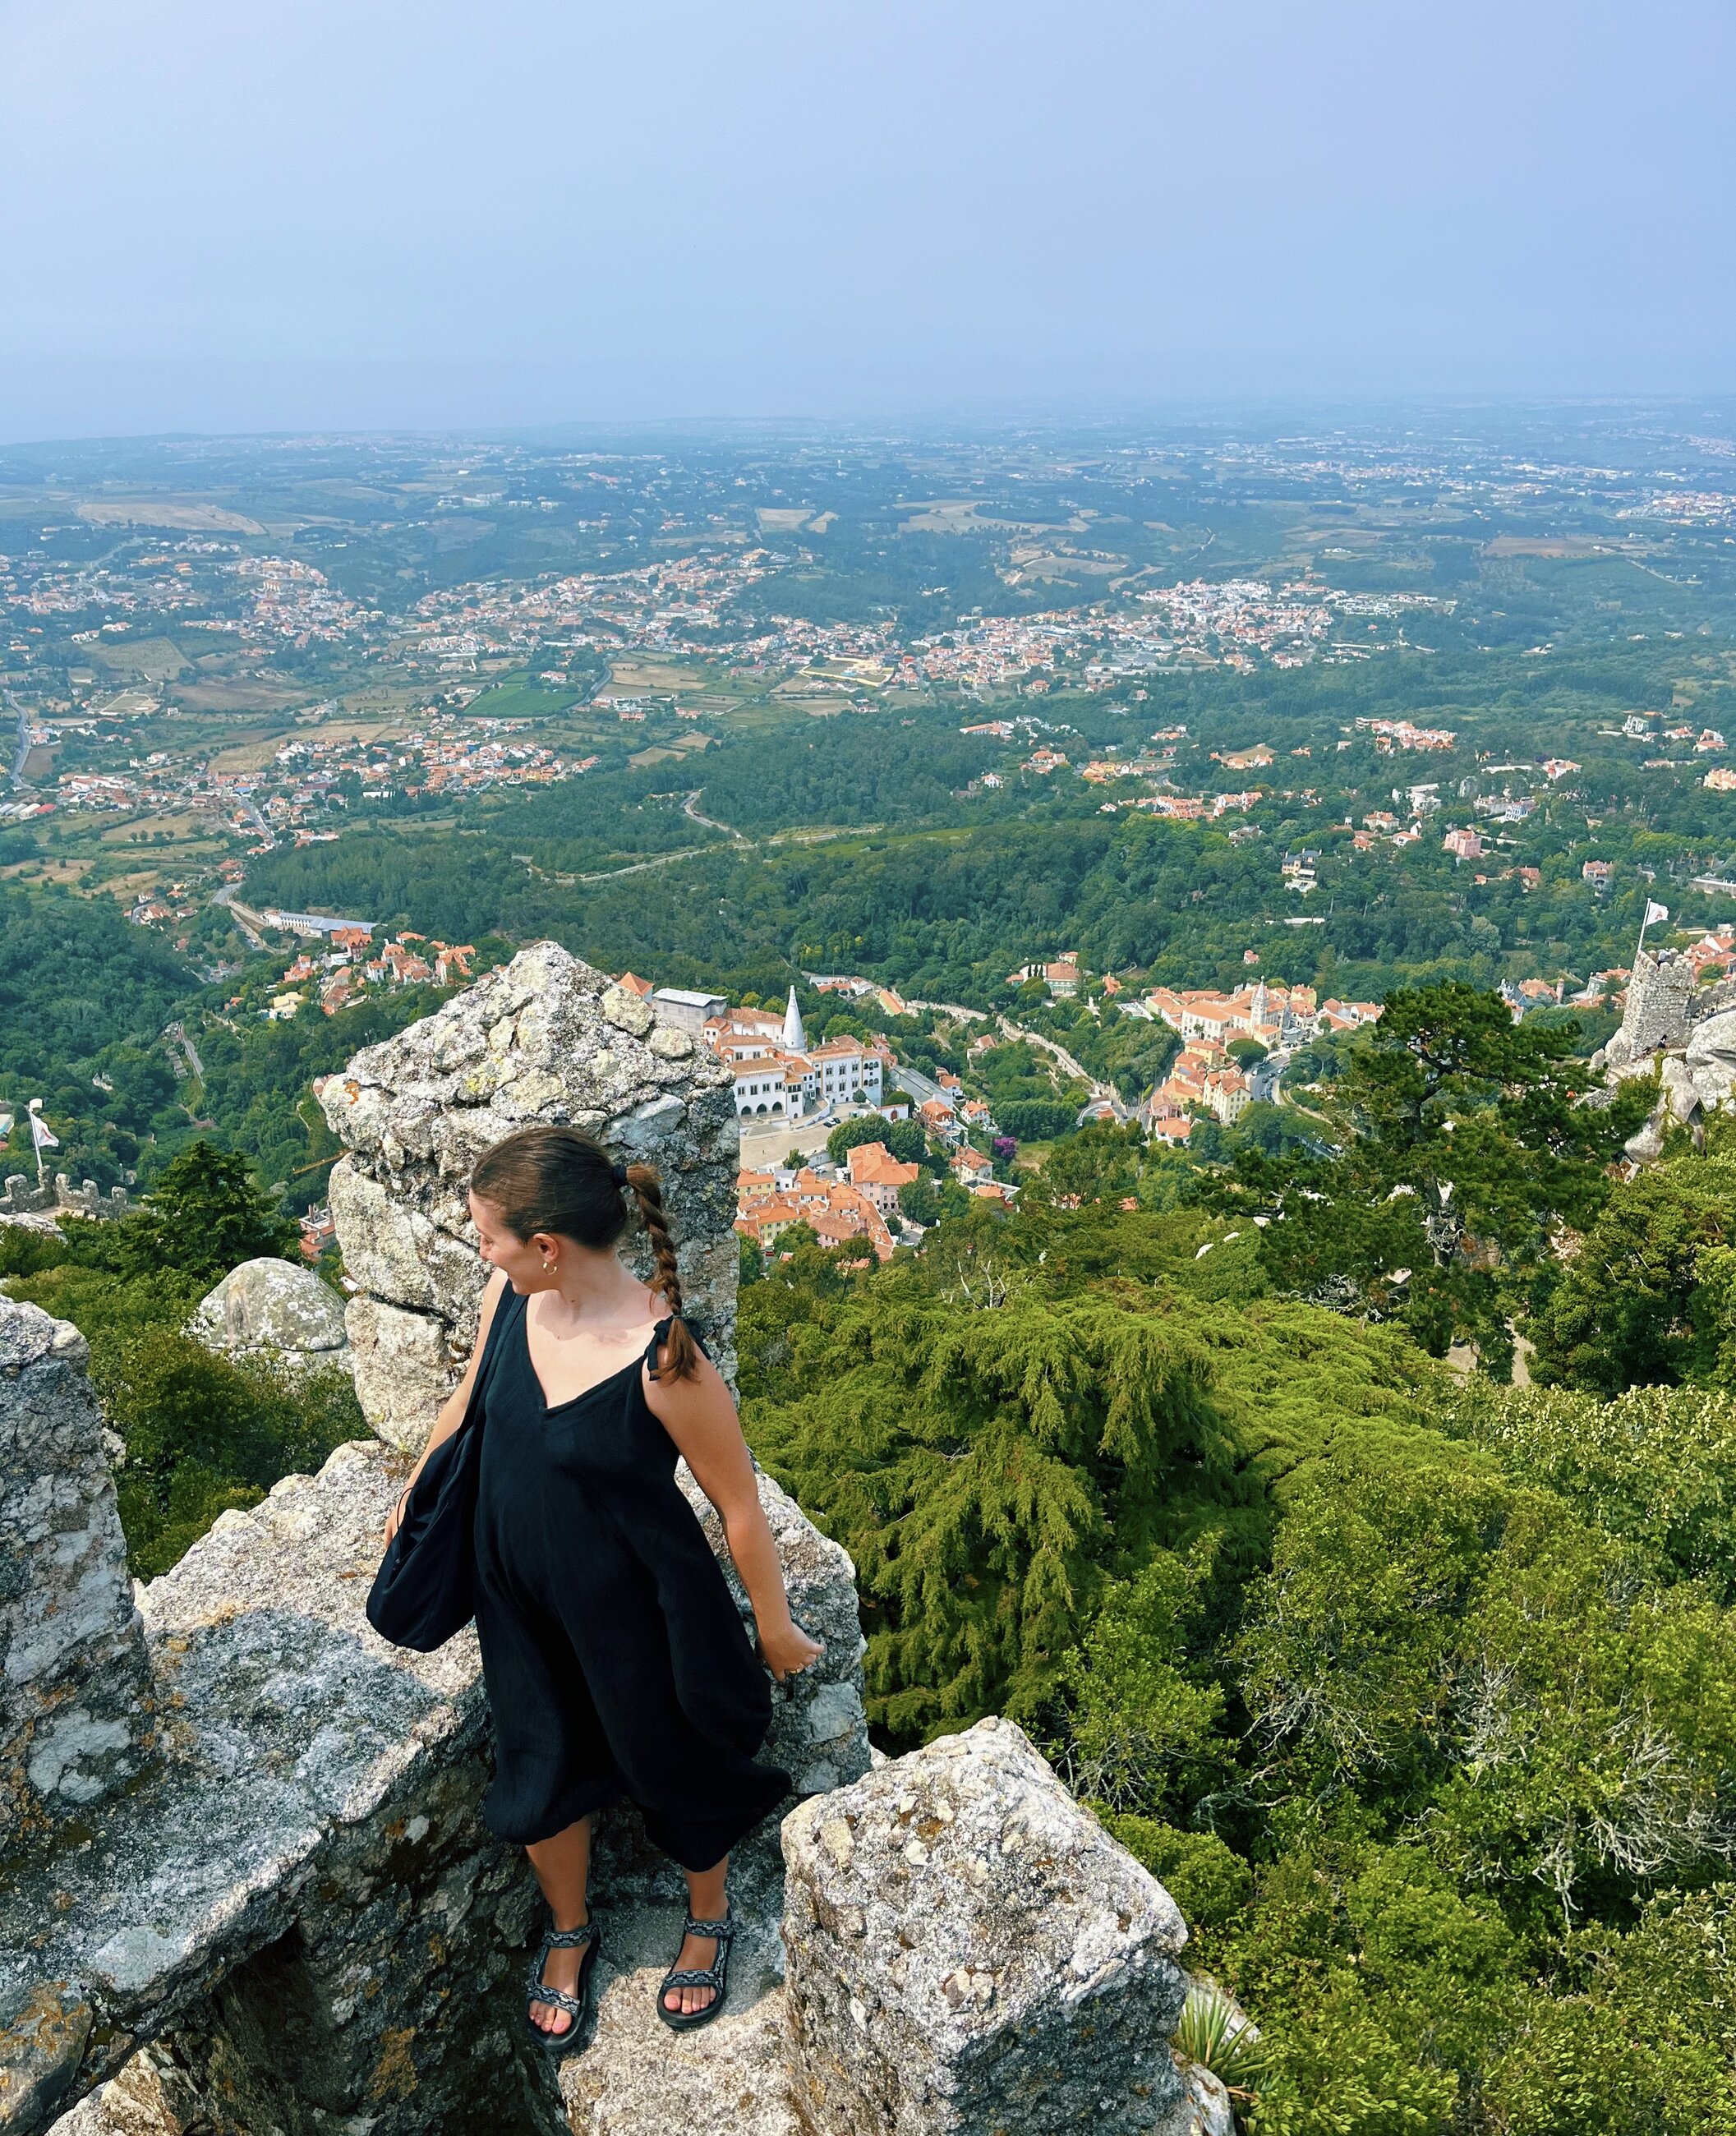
[4,384,1736,458]
[3,2,1730,446]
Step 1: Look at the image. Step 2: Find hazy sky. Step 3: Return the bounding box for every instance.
[1,0,1731,439]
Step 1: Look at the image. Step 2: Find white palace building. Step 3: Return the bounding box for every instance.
[706,987,885,1121]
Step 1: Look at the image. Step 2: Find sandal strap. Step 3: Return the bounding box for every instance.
[544,1922,597,1950]
[662,1965,724,1989]
[684,1914,734,1940]
[527,1976,587,2019]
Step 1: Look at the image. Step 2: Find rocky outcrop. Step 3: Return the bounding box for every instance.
[1683,1007,1736,1109]
[781,1719,1190,2135]
[190,1258,352,1378]
[2,1325,868,2136]
[317,942,739,1448]
[7,947,1196,2136]
[0,1303,150,1848]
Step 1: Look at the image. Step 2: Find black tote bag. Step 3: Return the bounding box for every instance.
[366,1287,516,1653]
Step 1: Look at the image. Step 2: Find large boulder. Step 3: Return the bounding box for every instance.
[1684,1007,1736,1109]
[317,941,738,1451]
[190,1258,351,1376]
[781,1718,1190,2135]
[0,1301,150,1848]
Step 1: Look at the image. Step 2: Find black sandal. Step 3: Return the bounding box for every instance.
[526,1917,601,2057]
[656,1909,734,2032]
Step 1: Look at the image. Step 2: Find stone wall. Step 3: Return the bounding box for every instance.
[4,946,1198,2136]
[316,941,739,1449]
[0,1181,129,1222]
[2,1357,867,2136]
[2,1427,570,2136]
[0,1303,151,1848]
[1598,951,1736,1154]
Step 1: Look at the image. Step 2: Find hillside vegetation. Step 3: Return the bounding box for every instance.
[741,1112,1736,2134]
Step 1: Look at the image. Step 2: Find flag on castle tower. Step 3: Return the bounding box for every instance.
[1644,902,1669,928]
[27,1099,58,1185]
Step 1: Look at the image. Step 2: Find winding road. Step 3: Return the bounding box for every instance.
[996,1013,1129,1121]
[682,789,748,841]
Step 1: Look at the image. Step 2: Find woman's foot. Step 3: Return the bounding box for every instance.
[662,1926,721,2018]
[531,1914,593,2037]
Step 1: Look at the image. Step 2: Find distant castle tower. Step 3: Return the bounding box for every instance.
[783,984,807,1052]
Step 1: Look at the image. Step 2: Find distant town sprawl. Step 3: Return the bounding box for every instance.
[4,413,1735,1235]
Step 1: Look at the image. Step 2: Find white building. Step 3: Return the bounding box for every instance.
[652,987,728,1035]
[733,1056,810,1118]
[808,1038,881,1107]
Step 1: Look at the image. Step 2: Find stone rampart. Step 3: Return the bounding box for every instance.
[4,946,1195,2136]
[0,1181,130,1223]
[2,1345,867,2136]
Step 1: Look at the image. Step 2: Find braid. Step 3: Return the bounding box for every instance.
[625,1164,700,1381]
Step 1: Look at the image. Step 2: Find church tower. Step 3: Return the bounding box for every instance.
[782,983,807,1053]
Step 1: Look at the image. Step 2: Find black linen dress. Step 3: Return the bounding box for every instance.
[472,1287,789,1869]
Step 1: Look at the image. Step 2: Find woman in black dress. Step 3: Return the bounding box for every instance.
[384,1126,822,2053]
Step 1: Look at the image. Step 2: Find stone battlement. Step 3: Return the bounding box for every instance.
[0,1178,130,1222]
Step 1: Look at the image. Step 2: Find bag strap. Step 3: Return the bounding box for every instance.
[463,1282,518,1418]
[458,1280,520,1428]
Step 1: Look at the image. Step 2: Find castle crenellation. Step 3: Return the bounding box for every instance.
[0,1179,131,1223]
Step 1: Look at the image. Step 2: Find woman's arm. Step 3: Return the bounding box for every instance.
[646,1347,824,1683]
[382,1268,509,1544]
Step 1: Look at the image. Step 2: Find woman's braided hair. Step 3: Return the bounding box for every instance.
[468,1125,701,1380]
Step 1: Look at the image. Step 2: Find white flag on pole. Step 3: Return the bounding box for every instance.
[28,1103,59,1151]
[1644,901,1669,928]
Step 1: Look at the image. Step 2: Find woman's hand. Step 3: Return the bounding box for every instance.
[759,1618,825,1685]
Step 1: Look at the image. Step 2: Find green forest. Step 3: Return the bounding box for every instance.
[233,796,1715,1020]
[0,1144,362,1574]
[739,1033,1736,2134]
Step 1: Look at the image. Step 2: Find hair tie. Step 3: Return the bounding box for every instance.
[611,1159,629,1189]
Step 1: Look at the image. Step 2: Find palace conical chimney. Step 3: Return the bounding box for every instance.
[783,983,807,1052]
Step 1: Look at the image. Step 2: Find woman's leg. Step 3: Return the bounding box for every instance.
[665,1853,730,2016]
[526,1816,594,2035]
